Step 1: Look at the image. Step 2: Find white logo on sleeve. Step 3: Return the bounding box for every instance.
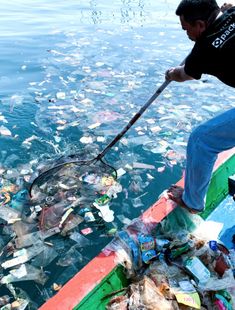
[212,23,235,48]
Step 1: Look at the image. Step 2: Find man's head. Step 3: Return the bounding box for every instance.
[176,0,220,41]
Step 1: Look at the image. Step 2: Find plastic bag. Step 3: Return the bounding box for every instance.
[156,207,203,239]
[203,269,235,291]
[127,217,154,236]
[129,276,179,310]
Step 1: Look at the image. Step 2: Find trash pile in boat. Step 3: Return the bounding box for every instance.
[0,157,123,309]
[104,208,235,310]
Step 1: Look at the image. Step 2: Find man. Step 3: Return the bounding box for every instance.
[165,0,235,213]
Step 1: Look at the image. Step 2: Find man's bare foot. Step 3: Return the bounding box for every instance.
[167,185,200,214]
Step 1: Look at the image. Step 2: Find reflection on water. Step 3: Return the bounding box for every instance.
[0,0,177,37]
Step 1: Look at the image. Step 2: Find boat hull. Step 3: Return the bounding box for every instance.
[39,148,235,310]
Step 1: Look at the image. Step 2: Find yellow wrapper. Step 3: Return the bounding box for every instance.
[101,176,115,186]
[175,292,201,309]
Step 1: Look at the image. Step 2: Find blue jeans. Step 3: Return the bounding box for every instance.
[182,108,235,211]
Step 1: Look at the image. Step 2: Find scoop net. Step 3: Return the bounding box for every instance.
[29,79,171,202]
[29,154,117,205]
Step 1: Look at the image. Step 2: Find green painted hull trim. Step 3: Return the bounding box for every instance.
[202,153,235,219]
[73,265,129,310]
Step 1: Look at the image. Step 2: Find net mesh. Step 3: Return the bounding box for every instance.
[29,156,118,232]
[30,157,117,203]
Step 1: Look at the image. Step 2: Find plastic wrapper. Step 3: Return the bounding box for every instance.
[103,238,136,278]
[10,189,30,214]
[116,231,142,271]
[102,238,123,256]
[106,294,129,310]
[203,269,235,291]
[60,214,83,236]
[1,263,48,285]
[69,232,91,247]
[126,217,154,236]
[0,295,11,307]
[184,256,211,286]
[227,287,235,309]
[31,244,58,267]
[56,244,85,267]
[0,205,21,223]
[129,276,179,310]
[146,260,185,285]
[12,221,37,238]
[39,202,69,230]
[1,241,45,269]
[15,227,60,248]
[156,207,203,239]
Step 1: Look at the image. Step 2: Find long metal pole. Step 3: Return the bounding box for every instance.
[96,79,171,160]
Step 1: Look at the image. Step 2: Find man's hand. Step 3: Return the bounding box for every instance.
[165,68,175,81]
[221,2,235,12]
[165,65,194,82]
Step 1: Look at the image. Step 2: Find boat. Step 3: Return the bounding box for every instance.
[39,147,235,310]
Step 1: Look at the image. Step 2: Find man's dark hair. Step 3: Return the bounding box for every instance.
[176,0,220,24]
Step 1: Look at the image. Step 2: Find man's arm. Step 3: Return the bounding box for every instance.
[165,65,194,82]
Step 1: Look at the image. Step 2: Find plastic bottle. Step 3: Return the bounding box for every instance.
[184,256,210,286]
